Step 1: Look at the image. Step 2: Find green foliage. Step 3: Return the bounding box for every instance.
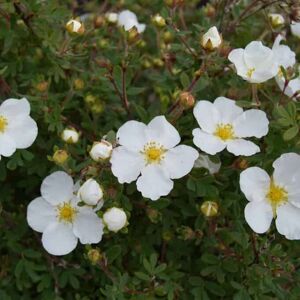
[1,0,300,299]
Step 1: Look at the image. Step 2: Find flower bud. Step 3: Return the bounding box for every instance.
[204,4,216,18]
[84,94,96,105]
[105,12,118,24]
[74,79,84,90]
[78,179,103,206]
[127,26,140,44]
[103,207,127,232]
[61,128,79,144]
[201,26,222,50]
[35,81,48,93]
[90,140,113,161]
[94,15,104,28]
[179,91,195,109]
[200,201,218,217]
[152,57,164,68]
[163,31,174,43]
[52,149,69,165]
[152,14,166,28]
[65,19,85,35]
[268,13,284,28]
[87,248,102,264]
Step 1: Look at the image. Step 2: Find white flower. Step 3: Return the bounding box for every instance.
[110,116,199,200]
[192,97,269,156]
[194,154,221,175]
[27,171,104,255]
[0,98,38,160]
[228,41,279,83]
[272,35,296,70]
[66,19,84,34]
[90,140,113,161]
[103,207,127,232]
[291,21,300,38]
[78,179,103,206]
[105,12,118,24]
[201,26,222,50]
[117,10,146,33]
[61,128,79,144]
[240,153,300,240]
[268,13,284,27]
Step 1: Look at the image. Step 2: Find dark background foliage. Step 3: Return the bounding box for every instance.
[1,0,300,299]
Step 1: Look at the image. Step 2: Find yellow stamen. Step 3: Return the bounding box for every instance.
[142,142,166,164]
[57,202,77,223]
[247,68,255,78]
[0,115,8,133]
[214,124,235,141]
[267,181,288,216]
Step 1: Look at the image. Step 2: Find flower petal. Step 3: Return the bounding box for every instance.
[193,100,220,133]
[162,145,199,179]
[117,120,147,151]
[73,207,104,244]
[6,116,38,149]
[272,153,300,207]
[214,97,243,124]
[240,167,270,202]
[110,146,144,184]
[276,203,300,240]
[41,171,74,205]
[146,116,180,149]
[27,197,56,233]
[192,128,226,155]
[228,49,248,79]
[42,222,78,255]
[233,109,269,138]
[244,201,273,234]
[0,98,30,118]
[0,133,16,157]
[226,139,260,156]
[136,164,173,200]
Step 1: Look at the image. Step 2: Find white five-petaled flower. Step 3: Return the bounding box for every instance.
[192,97,269,156]
[291,21,300,39]
[27,171,104,256]
[240,153,300,240]
[110,116,199,200]
[201,26,222,50]
[228,41,279,83]
[0,98,38,160]
[117,10,146,33]
[103,207,127,232]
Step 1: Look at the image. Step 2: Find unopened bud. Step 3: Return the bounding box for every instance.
[90,140,113,161]
[127,26,140,44]
[94,15,104,28]
[201,26,222,51]
[87,249,102,264]
[163,31,174,43]
[74,79,84,90]
[53,149,69,165]
[201,201,218,217]
[268,13,284,28]
[66,19,85,35]
[61,128,79,144]
[204,4,216,18]
[35,81,48,92]
[179,91,195,109]
[152,14,166,28]
[105,12,118,24]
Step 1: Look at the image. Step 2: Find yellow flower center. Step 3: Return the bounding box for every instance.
[267,181,288,215]
[214,124,235,141]
[57,202,77,223]
[0,115,8,133]
[246,68,255,78]
[142,142,166,164]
